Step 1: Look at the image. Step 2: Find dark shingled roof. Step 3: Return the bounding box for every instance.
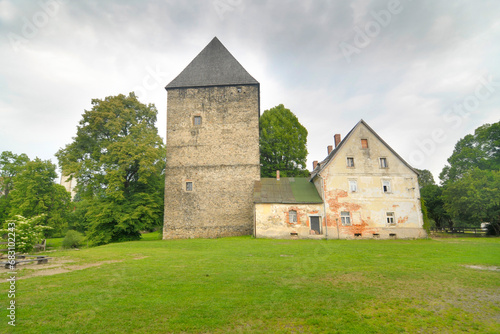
[165,37,259,90]
[254,177,323,204]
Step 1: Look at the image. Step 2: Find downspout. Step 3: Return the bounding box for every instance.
[318,175,328,240]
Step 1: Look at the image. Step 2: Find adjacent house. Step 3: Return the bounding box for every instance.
[255,120,426,239]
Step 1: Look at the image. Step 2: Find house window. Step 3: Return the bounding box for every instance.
[193,116,202,125]
[382,180,391,193]
[349,180,357,192]
[186,181,193,191]
[237,87,242,93]
[341,211,351,226]
[386,212,395,225]
[380,157,388,168]
[289,210,297,224]
[361,139,368,148]
[346,157,355,167]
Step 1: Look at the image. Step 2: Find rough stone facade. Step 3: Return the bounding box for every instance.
[163,85,260,238]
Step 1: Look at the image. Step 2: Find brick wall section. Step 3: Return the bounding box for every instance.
[163,85,260,239]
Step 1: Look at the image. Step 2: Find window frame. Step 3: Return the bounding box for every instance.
[346,157,355,168]
[349,180,358,193]
[361,139,368,149]
[382,180,391,193]
[380,157,388,168]
[386,212,395,225]
[341,211,351,226]
[289,210,298,224]
[185,181,193,192]
[193,115,202,126]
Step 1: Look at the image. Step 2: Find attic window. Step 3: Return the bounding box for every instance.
[193,116,202,126]
[361,139,368,148]
[346,157,355,168]
[380,157,388,168]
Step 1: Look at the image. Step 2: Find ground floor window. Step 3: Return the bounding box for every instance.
[386,212,395,225]
[289,210,297,224]
[341,211,351,226]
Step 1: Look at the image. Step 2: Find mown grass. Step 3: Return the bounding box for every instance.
[1,237,499,333]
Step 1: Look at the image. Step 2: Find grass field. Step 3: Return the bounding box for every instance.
[1,236,499,333]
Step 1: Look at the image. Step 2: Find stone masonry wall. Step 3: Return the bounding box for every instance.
[163,85,260,239]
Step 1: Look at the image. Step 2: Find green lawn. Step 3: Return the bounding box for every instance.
[1,237,499,333]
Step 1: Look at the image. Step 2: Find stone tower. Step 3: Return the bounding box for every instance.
[163,37,260,239]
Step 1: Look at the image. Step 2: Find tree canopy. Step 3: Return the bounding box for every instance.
[438,121,500,233]
[259,104,309,177]
[56,93,165,245]
[440,122,500,184]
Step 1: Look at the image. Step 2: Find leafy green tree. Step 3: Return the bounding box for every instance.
[260,104,309,177]
[0,151,30,223]
[56,93,165,245]
[442,169,499,233]
[420,184,451,229]
[415,168,435,188]
[440,122,500,184]
[8,158,71,236]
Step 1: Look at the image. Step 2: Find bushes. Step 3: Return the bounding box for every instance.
[62,230,84,249]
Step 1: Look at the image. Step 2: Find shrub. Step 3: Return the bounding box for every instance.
[1,215,51,254]
[62,230,84,249]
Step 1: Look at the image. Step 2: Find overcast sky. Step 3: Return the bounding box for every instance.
[1,0,499,183]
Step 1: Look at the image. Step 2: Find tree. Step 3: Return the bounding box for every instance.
[440,122,500,184]
[56,93,165,245]
[442,169,499,233]
[0,151,30,223]
[260,104,309,177]
[8,158,71,237]
[415,168,435,188]
[420,184,452,229]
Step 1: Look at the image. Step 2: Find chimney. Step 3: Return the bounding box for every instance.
[327,145,333,154]
[276,170,280,181]
[313,161,318,170]
[334,134,341,147]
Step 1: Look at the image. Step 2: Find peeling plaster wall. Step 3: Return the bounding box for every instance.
[163,85,260,239]
[316,123,426,239]
[255,203,325,239]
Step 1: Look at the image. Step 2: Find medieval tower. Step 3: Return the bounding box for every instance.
[163,37,260,239]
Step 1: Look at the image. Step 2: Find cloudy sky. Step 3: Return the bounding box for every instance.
[1,0,499,182]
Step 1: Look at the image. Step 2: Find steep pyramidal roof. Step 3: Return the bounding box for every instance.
[165,37,259,90]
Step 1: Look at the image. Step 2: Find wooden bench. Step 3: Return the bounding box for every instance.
[2,256,52,268]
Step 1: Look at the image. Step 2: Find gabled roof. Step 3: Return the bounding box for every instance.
[310,119,419,180]
[254,177,323,204]
[165,37,259,90]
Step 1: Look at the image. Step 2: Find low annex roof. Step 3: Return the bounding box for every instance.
[254,177,323,204]
[165,37,259,90]
[310,119,419,180]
